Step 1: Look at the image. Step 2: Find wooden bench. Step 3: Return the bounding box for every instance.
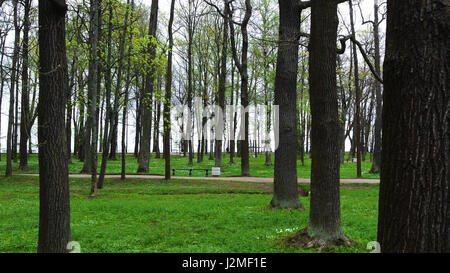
[172,168,209,177]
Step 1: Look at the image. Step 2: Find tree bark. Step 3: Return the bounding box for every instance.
[0,33,6,162]
[369,0,382,174]
[137,0,159,173]
[98,0,115,188]
[308,0,345,241]
[19,0,32,170]
[37,0,71,253]
[121,0,135,180]
[227,0,252,176]
[348,0,362,177]
[269,0,303,209]
[163,0,175,180]
[215,1,229,170]
[377,0,450,253]
[86,0,101,196]
[5,0,20,177]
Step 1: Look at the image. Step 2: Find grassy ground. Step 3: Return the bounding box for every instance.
[0,175,379,253]
[0,153,380,179]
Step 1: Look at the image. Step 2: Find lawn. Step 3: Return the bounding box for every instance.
[0,153,380,179]
[0,175,379,253]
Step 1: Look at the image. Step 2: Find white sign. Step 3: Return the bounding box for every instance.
[212,167,221,177]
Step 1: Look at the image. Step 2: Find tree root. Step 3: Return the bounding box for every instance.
[276,228,354,252]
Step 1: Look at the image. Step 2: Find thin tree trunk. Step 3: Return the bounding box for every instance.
[98,0,115,189]
[215,1,229,170]
[121,0,135,180]
[163,0,175,179]
[229,64,235,164]
[370,0,382,174]
[349,0,362,177]
[13,68,19,163]
[19,0,31,170]
[5,0,20,177]
[87,0,101,197]
[153,98,161,158]
[0,33,5,162]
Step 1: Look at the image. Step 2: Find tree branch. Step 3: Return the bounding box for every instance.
[337,35,383,84]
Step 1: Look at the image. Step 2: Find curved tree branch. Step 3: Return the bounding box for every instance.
[337,35,383,84]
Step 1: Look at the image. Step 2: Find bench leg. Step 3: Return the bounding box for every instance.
[205,170,208,177]
[189,169,192,176]
[172,169,175,176]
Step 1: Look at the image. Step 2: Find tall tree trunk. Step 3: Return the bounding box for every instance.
[37,0,70,253]
[19,0,31,170]
[215,1,229,170]
[369,0,382,174]
[13,70,19,163]
[348,0,362,177]
[163,0,175,180]
[98,0,115,189]
[308,0,346,242]
[377,0,449,253]
[227,0,252,176]
[86,0,101,196]
[137,0,158,173]
[121,0,135,180]
[5,0,20,177]
[80,0,97,174]
[0,33,6,162]
[269,0,303,209]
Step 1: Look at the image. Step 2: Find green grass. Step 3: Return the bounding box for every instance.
[0,153,380,179]
[0,175,379,253]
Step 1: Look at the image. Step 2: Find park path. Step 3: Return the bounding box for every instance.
[21,173,379,184]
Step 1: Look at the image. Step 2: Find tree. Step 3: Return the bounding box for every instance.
[255,0,277,168]
[268,0,305,209]
[0,25,7,163]
[19,0,32,170]
[86,0,101,197]
[98,0,115,189]
[369,0,383,174]
[163,0,176,180]
[5,0,20,177]
[215,0,229,170]
[121,0,135,180]
[80,0,100,176]
[377,0,449,253]
[227,0,252,177]
[308,0,348,243]
[137,0,159,173]
[37,0,71,253]
[348,0,362,178]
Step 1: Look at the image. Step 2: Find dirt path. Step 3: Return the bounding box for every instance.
[20,173,379,184]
